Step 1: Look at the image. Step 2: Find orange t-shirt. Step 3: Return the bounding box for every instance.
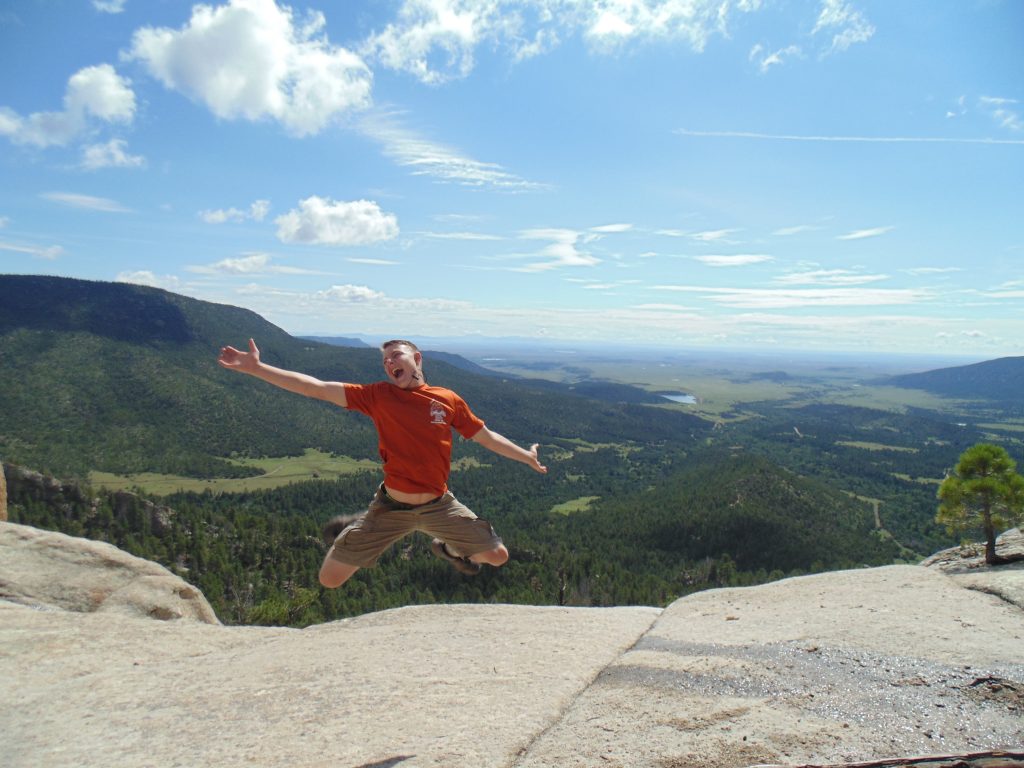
[344,382,485,496]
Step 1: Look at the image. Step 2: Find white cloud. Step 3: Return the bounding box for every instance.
[812,0,874,55]
[837,225,894,240]
[360,0,495,85]
[579,0,758,53]
[348,258,400,265]
[359,110,542,190]
[127,0,372,137]
[694,254,772,267]
[41,191,131,213]
[360,0,765,84]
[0,240,64,260]
[0,64,135,148]
[81,138,145,170]
[591,223,633,233]
[200,199,271,224]
[275,196,399,246]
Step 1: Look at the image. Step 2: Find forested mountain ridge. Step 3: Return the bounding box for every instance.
[0,274,707,477]
[881,355,1024,402]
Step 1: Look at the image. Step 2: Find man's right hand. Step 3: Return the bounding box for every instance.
[218,338,261,373]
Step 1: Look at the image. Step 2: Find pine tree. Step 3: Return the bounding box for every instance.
[937,443,1024,565]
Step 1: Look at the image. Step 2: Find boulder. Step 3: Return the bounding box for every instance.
[0,521,219,623]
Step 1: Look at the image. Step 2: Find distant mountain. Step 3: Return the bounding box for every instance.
[0,275,708,477]
[299,335,370,348]
[881,356,1024,401]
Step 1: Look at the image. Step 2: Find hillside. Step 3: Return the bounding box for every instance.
[0,275,706,477]
[882,355,1024,402]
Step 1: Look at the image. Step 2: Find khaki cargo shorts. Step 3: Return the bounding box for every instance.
[326,485,503,568]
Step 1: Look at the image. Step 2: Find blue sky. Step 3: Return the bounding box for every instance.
[1,0,1022,358]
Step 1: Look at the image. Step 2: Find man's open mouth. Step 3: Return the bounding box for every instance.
[392,367,405,379]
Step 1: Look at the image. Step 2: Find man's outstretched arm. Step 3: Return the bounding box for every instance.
[471,426,547,474]
[218,338,348,407]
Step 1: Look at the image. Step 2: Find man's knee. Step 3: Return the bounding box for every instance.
[319,557,359,589]
[471,544,509,567]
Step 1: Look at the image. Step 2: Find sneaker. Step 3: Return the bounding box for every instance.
[430,538,481,576]
[321,514,360,547]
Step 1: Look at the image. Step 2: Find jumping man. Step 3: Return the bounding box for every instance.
[217,338,547,588]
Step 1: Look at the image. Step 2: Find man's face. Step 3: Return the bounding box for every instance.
[382,344,423,389]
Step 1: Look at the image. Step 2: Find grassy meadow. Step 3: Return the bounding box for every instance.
[90,449,379,495]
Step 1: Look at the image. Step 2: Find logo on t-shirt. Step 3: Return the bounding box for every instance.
[429,400,447,425]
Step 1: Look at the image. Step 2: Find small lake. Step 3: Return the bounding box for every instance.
[661,393,697,404]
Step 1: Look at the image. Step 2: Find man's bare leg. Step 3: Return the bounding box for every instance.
[319,554,360,589]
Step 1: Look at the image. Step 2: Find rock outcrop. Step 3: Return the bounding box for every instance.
[1,522,1022,768]
[0,521,218,623]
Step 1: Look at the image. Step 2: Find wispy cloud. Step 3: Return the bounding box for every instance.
[188,253,324,276]
[92,0,126,13]
[420,231,503,241]
[651,284,927,308]
[516,228,600,271]
[773,224,819,236]
[676,128,1024,145]
[980,95,1023,132]
[41,191,131,212]
[749,43,802,73]
[115,271,180,290]
[812,0,875,55]
[903,267,962,276]
[359,110,544,191]
[347,257,400,265]
[774,269,887,286]
[837,225,894,240]
[0,240,64,259]
[694,254,772,267]
[690,228,738,243]
[591,223,633,233]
